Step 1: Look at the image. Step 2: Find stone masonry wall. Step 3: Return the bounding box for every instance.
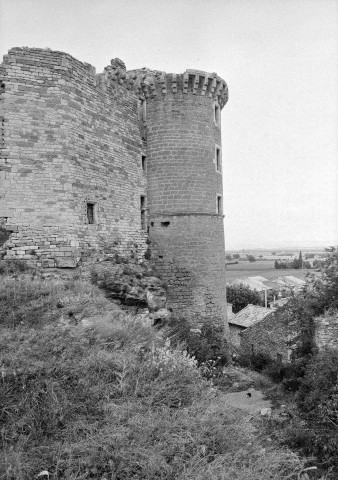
[0,48,147,267]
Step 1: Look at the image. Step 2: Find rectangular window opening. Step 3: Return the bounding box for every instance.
[87,203,95,224]
[142,155,147,173]
[217,195,222,215]
[216,147,221,172]
[214,104,220,124]
[140,195,147,230]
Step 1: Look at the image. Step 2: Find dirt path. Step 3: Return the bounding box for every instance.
[220,388,272,415]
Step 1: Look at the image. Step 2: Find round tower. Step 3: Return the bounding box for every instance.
[137,69,229,334]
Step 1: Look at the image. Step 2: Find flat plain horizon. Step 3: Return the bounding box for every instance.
[0,0,337,250]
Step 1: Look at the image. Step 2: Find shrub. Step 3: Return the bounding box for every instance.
[297,348,338,418]
[250,352,272,371]
[226,283,263,313]
[165,317,229,367]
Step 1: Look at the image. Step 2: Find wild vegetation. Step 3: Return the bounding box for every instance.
[0,260,308,480]
[238,252,338,477]
[225,283,263,313]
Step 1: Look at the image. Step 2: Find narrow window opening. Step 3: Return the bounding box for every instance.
[140,195,147,230]
[214,104,220,124]
[87,203,95,224]
[251,344,254,354]
[277,353,283,364]
[161,221,170,227]
[151,221,154,227]
[216,147,221,172]
[142,155,147,173]
[158,255,163,259]
[217,195,222,215]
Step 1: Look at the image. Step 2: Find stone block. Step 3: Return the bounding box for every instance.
[55,257,78,268]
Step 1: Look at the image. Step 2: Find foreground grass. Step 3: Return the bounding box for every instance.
[0,266,306,479]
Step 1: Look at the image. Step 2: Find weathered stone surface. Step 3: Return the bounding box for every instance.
[260,407,272,417]
[152,307,171,322]
[92,261,167,312]
[146,288,166,311]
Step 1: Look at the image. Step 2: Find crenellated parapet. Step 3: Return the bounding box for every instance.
[97,59,228,108]
[130,68,228,109]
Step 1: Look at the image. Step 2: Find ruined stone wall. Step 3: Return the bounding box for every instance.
[0,48,147,267]
[141,71,229,333]
[314,312,338,350]
[240,313,291,362]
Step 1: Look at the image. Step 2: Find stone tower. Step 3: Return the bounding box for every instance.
[140,69,229,333]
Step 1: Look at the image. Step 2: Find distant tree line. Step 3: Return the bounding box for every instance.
[274,251,312,270]
[225,254,240,261]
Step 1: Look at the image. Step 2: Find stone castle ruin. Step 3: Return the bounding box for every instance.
[0,47,229,329]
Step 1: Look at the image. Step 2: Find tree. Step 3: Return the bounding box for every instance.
[275,260,288,269]
[233,254,240,259]
[247,254,256,262]
[225,255,232,261]
[313,259,324,269]
[291,258,301,269]
[298,251,303,269]
[226,283,263,313]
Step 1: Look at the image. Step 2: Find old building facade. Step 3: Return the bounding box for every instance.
[0,47,229,330]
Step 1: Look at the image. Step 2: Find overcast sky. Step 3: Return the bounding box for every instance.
[1,0,337,249]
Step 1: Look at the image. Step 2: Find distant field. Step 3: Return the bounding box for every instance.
[225,260,310,282]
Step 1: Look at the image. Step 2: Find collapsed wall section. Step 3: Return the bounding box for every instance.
[0,48,147,267]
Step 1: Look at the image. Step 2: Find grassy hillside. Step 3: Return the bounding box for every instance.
[0,262,306,480]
